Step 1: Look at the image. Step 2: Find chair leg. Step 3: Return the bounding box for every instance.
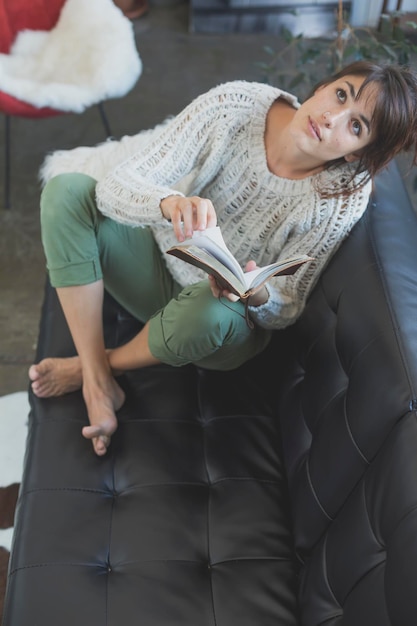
[4,114,11,209]
[97,102,112,138]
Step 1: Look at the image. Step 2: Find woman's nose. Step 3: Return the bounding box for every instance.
[323,109,347,128]
[323,111,332,127]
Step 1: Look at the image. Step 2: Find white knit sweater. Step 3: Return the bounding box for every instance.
[95,80,372,330]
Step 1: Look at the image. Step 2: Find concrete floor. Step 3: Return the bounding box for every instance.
[1,0,416,397]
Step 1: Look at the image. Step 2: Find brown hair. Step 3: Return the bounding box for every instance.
[310,61,417,195]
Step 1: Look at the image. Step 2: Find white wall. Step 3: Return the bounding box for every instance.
[386,0,416,10]
[350,0,416,28]
[350,0,382,28]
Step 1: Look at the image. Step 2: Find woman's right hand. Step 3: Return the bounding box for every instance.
[160,195,217,241]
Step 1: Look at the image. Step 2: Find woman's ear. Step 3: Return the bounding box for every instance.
[344,151,360,163]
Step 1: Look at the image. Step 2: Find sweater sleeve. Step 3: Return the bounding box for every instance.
[248,180,372,330]
[95,81,255,227]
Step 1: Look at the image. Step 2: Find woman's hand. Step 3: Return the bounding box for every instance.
[208,260,269,306]
[208,275,240,302]
[160,195,217,241]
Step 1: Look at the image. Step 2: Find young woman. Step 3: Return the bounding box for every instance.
[29,61,417,455]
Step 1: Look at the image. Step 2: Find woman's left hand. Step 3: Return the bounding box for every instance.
[208,275,240,302]
[208,260,269,306]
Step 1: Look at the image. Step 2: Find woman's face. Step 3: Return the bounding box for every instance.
[291,74,378,164]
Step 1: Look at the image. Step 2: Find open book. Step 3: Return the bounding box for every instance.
[166,226,314,299]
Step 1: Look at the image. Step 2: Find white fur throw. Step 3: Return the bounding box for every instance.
[39,119,195,195]
[40,125,162,184]
[0,0,142,112]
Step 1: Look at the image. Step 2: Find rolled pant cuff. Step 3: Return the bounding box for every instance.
[48,258,103,288]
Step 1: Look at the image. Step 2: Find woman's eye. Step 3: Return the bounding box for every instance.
[336,88,347,103]
[352,119,362,136]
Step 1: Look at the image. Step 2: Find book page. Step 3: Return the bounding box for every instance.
[170,245,246,296]
[243,256,313,290]
[191,227,245,283]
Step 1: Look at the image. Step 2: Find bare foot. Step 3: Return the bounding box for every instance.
[29,357,82,397]
[81,377,125,456]
[29,357,125,456]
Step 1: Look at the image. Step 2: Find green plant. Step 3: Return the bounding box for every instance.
[257,0,417,101]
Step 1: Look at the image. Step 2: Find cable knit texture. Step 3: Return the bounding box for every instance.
[59,80,373,330]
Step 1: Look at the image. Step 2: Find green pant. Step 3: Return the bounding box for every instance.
[40,173,271,370]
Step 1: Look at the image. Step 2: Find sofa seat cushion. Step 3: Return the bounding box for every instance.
[4,285,299,626]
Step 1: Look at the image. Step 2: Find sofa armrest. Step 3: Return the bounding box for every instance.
[278,160,417,624]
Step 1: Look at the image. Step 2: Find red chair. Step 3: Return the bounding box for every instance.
[0,0,142,208]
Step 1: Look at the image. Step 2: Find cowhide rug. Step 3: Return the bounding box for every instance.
[0,392,29,622]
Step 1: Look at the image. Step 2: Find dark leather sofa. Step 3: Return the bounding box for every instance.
[3,160,417,626]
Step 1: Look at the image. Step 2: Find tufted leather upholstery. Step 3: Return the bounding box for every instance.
[3,286,299,625]
[3,160,417,625]
[278,160,417,625]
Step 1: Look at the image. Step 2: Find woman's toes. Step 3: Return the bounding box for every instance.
[28,364,40,382]
[93,435,111,456]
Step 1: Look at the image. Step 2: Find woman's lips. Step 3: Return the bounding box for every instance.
[309,117,321,141]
